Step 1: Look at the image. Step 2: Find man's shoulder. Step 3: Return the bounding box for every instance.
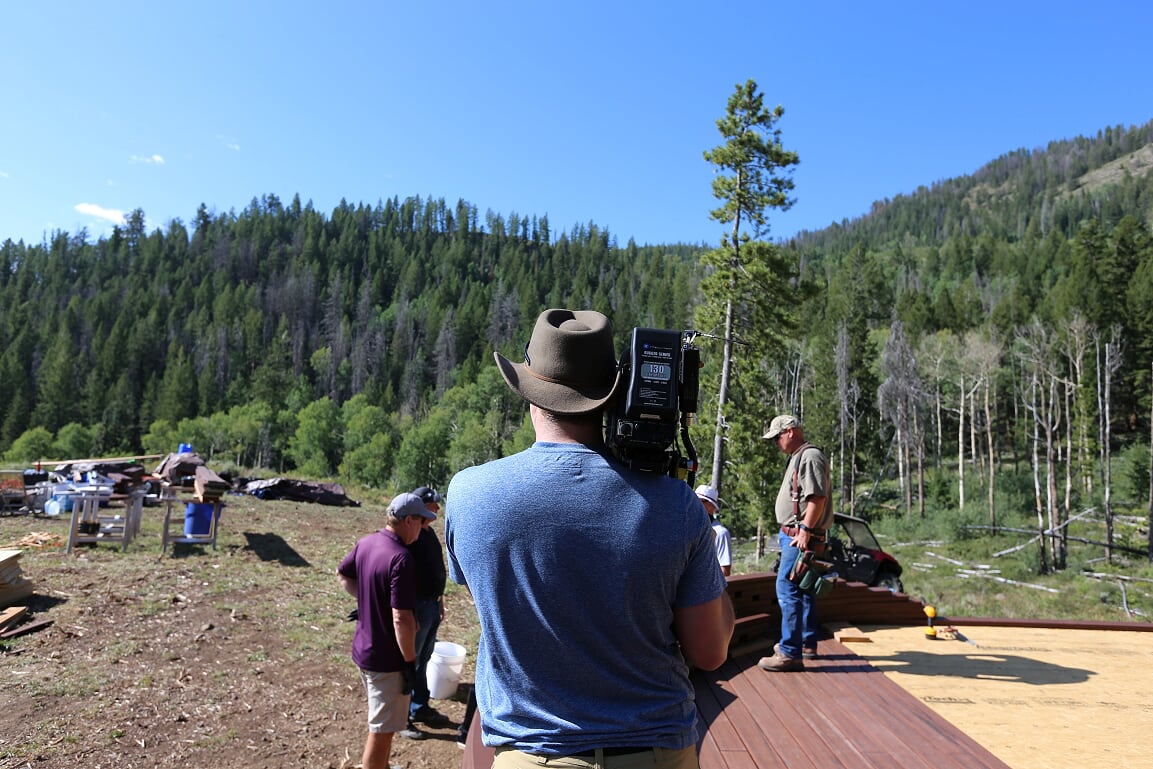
[448,454,521,495]
[356,529,385,545]
[359,529,405,553]
[798,443,827,460]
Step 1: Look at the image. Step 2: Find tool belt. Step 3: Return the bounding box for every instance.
[786,550,834,598]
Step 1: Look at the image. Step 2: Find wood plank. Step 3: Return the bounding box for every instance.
[807,654,938,769]
[0,579,34,607]
[693,668,754,769]
[0,617,51,640]
[715,655,847,769]
[0,605,28,631]
[810,643,1007,769]
[462,577,1027,769]
[730,613,776,651]
[824,621,873,644]
[0,563,24,584]
[937,615,1153,632]
[695,639,1015,769]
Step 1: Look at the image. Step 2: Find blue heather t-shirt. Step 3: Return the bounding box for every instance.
[337,528,416,672]
[446,441,726,755]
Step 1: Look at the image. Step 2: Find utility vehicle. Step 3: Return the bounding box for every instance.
[824,512,904,592]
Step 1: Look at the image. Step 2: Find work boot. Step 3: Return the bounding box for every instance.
[774,642,819,660]
[758,651,804,672]
[410,704,451,726]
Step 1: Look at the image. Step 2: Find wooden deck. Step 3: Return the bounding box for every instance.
[461,573,1013,769]
[695,637,1010,769]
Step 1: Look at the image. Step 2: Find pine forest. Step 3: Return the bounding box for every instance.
[3,109,1153,573]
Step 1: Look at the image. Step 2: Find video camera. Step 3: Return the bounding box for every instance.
[605,327,701,482]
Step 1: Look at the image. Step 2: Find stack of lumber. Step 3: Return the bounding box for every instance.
[0,549,34,608]
[193,465,229,501]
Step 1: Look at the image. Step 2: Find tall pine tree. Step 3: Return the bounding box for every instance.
[696,79,801,537]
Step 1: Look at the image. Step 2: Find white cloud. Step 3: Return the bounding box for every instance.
[75,203,126,226]
[0,170,9,178]
[130,154,166,165]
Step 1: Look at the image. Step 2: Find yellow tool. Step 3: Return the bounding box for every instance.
[923,604,937,638]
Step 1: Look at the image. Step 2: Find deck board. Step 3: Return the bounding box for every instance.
[694,637,1012,769]
[462,659,1012,769]
[461,575,1014,769]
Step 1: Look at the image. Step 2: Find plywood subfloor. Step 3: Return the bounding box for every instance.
[847,624,1153,769]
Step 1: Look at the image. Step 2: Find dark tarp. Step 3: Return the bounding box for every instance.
[241,478,360,507]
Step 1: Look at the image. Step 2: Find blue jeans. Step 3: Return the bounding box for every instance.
[776,532,819,658]
[409,598,442,715]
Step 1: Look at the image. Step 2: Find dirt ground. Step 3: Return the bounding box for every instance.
[848,624,1153,769]
[9,496,1151,769]
[0,495,477,769]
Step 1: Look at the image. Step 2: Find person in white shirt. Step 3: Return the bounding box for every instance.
[695,484,731,577]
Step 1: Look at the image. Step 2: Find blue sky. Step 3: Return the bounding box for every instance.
[3,2,1152,249]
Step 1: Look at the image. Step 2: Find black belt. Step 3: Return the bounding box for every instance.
[572,747,655,758]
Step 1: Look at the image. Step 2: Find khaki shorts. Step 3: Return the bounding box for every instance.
[493,746,698,769]
[359,667,409,734]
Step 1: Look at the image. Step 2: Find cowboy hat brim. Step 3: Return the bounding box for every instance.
[494,351,622,415]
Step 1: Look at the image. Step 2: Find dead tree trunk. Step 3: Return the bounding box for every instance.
[710,299,735,492]
[1103,330,1123,565]
[1045,371,1064,570]
[835,325,856,514]
[915,406,926,517]
[984,374,996,530]
[1017,321,1055,574]
[968,333,1002,531]
[1026,367,1050,574]
[879,318,922,518]
[959,370,966,512]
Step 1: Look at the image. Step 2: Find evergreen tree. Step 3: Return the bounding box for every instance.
[698,79,800,499]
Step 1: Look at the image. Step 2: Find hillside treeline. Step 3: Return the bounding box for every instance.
[3,119,1153,567]
[767,120,1153,566]
[0,195,701,485]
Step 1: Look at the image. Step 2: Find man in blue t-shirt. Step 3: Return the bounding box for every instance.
[446,308,735,769]
[337,492,435,769]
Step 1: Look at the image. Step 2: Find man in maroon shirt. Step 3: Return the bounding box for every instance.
[338,492,435,769]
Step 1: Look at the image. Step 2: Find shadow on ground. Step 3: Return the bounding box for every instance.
[242,531,311,567]
[861,649,1093,685]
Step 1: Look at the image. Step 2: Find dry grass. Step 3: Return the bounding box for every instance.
[0,494,477,769]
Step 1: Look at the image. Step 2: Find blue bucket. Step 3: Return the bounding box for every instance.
[178,443,194,454]
[184,502,216,536]
[53,493,77,513]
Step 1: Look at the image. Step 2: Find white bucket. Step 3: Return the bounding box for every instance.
[426,641,467,699]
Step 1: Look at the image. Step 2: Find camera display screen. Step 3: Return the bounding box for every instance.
[640,362,672,382]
